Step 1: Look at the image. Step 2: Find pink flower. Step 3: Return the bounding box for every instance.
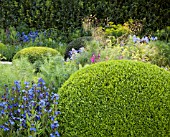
[98,53,100,59]
[90,54,95,63]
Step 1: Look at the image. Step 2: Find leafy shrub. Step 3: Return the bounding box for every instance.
[0,78,60,137]
[0,58,36,95]
[38,55,78,91]
[154,26,170,42]
[149,41,170,66]
[3,44,24,61]
[58,60,170,137]
[100,38,170,67]
[13,47,59,63]
[70,40,103,66]
[104,22,131,37]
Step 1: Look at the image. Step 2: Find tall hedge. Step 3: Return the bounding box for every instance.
[58,60,170,137]
[1,0,169,34]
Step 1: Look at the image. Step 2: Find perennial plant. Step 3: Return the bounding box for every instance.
[0,78,60,137]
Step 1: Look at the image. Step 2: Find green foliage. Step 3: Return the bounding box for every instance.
[105,22,131,37]
[0,26,20,45]
[0,43,7,51]
[65,36,93,59]
[0,54,6,61]
[99,38,170,67]
[0,58,35,95]
[0,43,7,58]
[3,44,23,61]
[58,60,170,136]
[155,26,170,42]
[13,47,59,63]
[37,55,78,91]
[70,40,102,66]
[148,41,170,66]
[1,0,169,36]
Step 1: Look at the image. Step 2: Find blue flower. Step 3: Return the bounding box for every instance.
[35,115,40,121]
[51,123,55,129]
[14,81,21,89]
[39,93,44,98]
[22,96,28,101]
[38,100,46,107]
[38,78,45,84]
[13,103,19,107]
[55,131,60,137]
[43,86,47,90]
[51,93,59,100]
[9,120,15,125]
[24,82,29,85]
[50,116,55,121]
[8,105,13,109]
[23,35,29,42]
[28,88,34,94]
[55,111,61,115]
[0,79,60,136]
[17,109,21,113]
[0,110,5,115]
[51,121,59,129]
[14,81,20,85]
[3,126,9,131]
[30,127,36,132]
[50,133,56,137]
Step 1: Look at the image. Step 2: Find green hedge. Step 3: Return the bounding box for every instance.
[58,60,170,137]
[1,0,169,34]
[13,47,59,63]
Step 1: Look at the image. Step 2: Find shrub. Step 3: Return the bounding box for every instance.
[13,47,59,63]
[149,41,170,66]
[68,40,103,66]
[100,38,170,67]
[58,60,170,137]
[104,22,131,37]
[0,58,35,95]
[38,55,78,91]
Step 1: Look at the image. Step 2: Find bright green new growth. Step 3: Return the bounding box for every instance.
[13,47,59,63]
[58,60,170,137]
[0,42,7,54]
[0,42,7,50]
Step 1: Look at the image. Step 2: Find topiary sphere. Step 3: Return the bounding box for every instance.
[13,47,59,63]
[58,60,170,137]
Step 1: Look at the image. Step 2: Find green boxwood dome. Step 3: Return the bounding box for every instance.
[13,47,59,63]
[58,60,170,137]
